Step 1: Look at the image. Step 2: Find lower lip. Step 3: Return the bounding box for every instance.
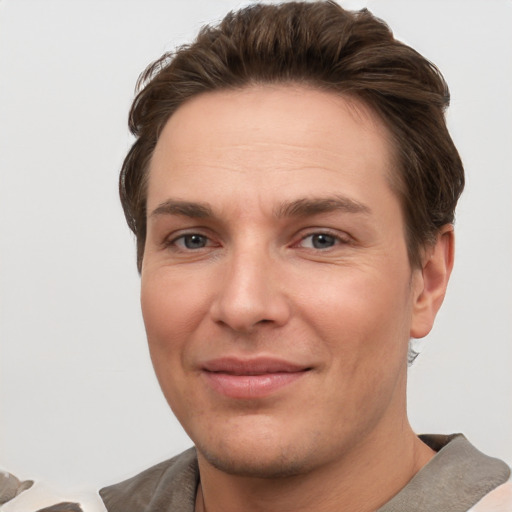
[202,371,307,399]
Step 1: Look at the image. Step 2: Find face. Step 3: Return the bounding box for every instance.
[141,85,425,477]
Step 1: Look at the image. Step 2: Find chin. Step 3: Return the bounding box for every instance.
[197,441,313,479]
[192,419,327,479]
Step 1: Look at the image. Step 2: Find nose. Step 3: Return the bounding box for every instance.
[210,247,291,333]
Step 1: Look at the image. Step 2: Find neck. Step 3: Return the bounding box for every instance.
[196,422,434,512]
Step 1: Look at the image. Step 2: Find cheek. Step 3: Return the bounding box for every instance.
[140,271,209,360]
[302,266,413,365]
[140,272,209,420]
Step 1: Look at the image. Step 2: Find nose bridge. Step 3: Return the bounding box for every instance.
[211,237,289,332]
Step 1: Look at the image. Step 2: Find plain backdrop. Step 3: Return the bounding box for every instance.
[1,0,511,492]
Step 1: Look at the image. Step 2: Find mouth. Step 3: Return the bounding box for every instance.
[201,357,312,399]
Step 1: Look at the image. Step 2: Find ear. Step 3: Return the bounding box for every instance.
[410,225,455,339]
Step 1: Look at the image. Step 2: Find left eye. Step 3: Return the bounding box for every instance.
[299,233,339,249]
[175,234,210,249]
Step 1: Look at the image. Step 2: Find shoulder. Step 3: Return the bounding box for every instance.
[99,447,199,512]
[419,434,511,511]
[378,434,511,512]
[468,479,512,512]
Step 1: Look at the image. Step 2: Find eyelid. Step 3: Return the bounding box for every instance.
[175,234,209,249]
[293,228,352,248]
[160,226,352,251]
[163,228,220,251]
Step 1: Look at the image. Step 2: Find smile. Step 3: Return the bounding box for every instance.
[201,357,311,399]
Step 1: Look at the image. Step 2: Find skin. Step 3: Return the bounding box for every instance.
[141,85,454,512]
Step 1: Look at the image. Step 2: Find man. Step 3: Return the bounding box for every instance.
[95,1,511,511]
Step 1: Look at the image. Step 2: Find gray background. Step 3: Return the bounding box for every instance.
[1,0,511,491]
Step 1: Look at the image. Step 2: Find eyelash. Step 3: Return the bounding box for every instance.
[164,229,350,253]
[295,230,351,250]
[165,232,216,251]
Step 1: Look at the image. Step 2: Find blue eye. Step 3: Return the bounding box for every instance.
[299,233,342,250]
[310,234,336,249]
[177,234,209,249]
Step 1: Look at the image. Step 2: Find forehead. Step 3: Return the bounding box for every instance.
[147,85,396,215]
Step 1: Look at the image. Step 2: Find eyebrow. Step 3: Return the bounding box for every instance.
[150,200,214,219]
[149,195,371,220]
[275,196,371,218]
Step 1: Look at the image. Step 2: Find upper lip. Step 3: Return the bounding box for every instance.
[201,357,311,375]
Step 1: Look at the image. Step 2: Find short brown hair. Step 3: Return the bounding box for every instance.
[120,0,464,272]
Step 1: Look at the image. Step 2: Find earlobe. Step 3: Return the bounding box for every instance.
[410,225,455,339]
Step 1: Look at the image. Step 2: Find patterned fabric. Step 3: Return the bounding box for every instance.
[0,471,33,505]
[0,473,106,512]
